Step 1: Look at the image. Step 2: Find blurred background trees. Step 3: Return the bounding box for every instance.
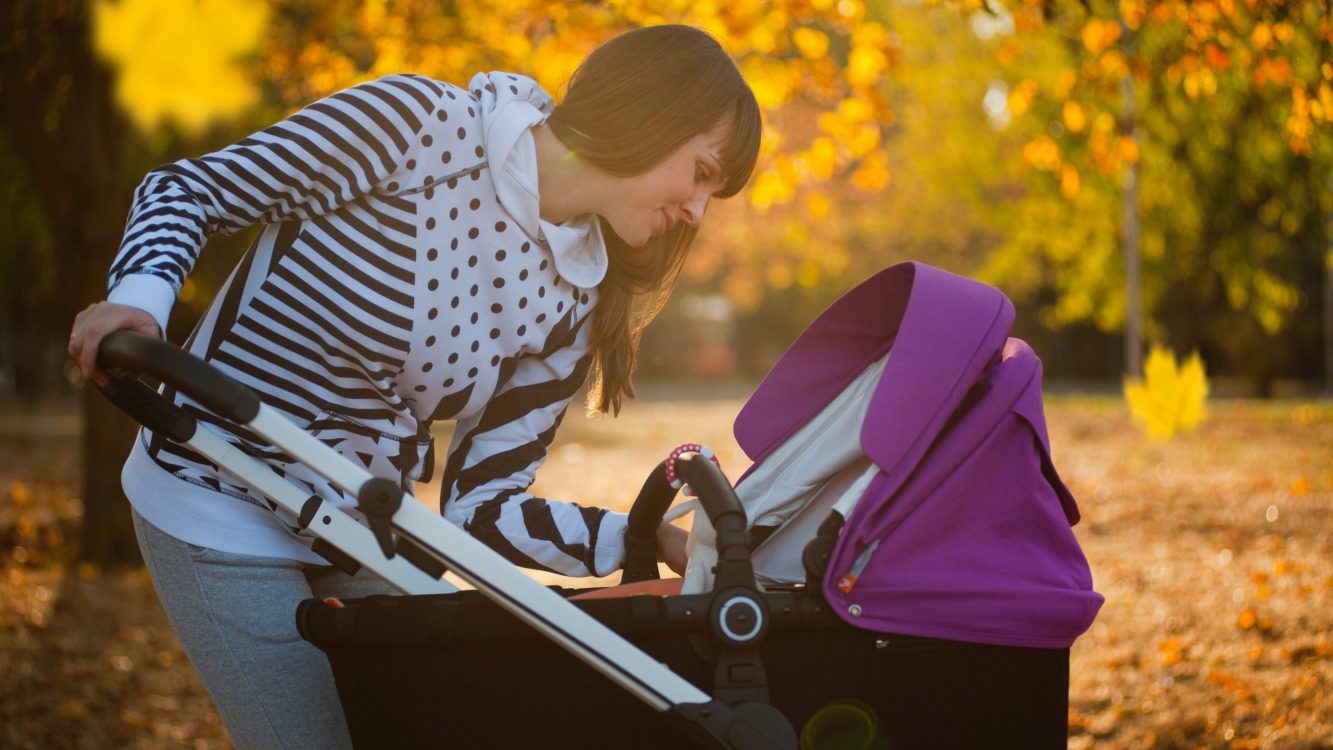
[1,0,1328,562]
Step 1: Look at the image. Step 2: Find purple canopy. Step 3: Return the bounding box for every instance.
[735,262,1102,648]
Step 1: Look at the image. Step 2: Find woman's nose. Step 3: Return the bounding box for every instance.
[681,190,709,227]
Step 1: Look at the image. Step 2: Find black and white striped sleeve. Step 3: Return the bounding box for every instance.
[106,74,444,332]
[440,323,629,578]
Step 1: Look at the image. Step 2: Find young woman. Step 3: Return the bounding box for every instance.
[68,24,761,749]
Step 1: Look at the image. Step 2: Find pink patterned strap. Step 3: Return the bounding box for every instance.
[664,443,721,495]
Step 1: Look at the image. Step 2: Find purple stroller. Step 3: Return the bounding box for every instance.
[101,261,1102,749]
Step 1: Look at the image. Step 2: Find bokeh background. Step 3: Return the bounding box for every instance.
[1,0,1330,747]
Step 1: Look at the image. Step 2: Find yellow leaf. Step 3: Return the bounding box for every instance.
[851,151,890,191]
[1251,23,1273,51]
[1060,163,1081,197]
[1120,0,1145,30]
[1158,637,1185,666]
[1008,80,1039,118]
[791,27,830,60]
[1062,101,1087,133]
[1055,69,1078,100]
[1081,18,1121,55]
[847,45,889,88]
[1238,608,1257,630]
[1123,345,1209,440]
[1119,136,1141,164]
[94,0,268,133]
[1022,135,1062,172]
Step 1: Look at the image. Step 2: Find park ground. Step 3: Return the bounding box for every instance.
[0,389,1329,749]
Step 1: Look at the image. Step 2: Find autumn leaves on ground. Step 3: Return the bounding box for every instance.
[0,393,1329,749]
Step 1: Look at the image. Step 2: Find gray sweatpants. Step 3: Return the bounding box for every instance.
[132,509,397,749]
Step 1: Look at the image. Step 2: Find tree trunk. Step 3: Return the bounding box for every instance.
[1120,17,1143,378]
[1325,172,1332,396]
[1,0,143,565]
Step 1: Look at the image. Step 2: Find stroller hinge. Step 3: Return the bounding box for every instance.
[356,477,404,558]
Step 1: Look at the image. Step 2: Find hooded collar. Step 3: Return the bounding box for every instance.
[472,71,607,289]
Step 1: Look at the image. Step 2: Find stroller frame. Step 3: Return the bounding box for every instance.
[98,331,798,750]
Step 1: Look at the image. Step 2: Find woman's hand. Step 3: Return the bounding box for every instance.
[655,521,689,577]
[68,302,161,386]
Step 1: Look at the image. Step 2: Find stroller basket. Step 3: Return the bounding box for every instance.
[297,587,1071,749]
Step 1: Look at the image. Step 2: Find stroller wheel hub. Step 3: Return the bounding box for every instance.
[715,593,766,644]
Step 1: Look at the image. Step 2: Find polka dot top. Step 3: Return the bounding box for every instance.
[108,73,629,577]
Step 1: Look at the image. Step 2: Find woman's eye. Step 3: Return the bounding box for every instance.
[696,165,710,182]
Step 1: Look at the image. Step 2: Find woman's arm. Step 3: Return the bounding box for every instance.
[440,319,632,578]
[72,74,447,379]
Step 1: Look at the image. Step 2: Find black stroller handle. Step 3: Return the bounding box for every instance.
[98,330,261,424]
[621,461,678,584]
[621,455,751,585]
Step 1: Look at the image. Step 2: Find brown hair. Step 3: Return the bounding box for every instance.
[546,24,762,414]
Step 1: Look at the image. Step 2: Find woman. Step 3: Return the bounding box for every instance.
[68,24,761,749]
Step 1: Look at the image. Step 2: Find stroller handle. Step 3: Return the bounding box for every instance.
[98,331,261,424]
[621,455,749,585]
[621,460,677,584]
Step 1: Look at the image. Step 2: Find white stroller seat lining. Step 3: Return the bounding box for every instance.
[680,353,889,594]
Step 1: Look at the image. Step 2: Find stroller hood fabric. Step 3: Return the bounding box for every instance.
[734,262,1103,648]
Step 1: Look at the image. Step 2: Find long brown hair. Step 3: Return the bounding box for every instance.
[546,24,762,414]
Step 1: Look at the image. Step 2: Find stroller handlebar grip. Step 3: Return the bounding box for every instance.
[621,461,677,584]
[676,456,745,531]
[98,331,262,424]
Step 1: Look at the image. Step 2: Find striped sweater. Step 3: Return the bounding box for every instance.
[110,72,629,577]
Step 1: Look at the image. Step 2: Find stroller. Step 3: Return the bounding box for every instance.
[100,261,1102,749]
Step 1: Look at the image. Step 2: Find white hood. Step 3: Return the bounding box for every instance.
[472,71,607,289]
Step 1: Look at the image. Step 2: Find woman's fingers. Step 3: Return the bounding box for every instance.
[655,522,689,576]
[68,302,161,385]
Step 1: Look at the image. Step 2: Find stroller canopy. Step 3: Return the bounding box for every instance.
[734,262,1103,649]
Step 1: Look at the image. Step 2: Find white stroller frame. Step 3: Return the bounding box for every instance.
[98,331,796,750]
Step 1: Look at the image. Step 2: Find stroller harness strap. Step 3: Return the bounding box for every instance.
[734,262,1103,649]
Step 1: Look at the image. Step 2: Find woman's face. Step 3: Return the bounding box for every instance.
[601,118,732,248]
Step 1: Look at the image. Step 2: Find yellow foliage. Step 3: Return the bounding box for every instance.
[795,260,821,288]
[1062,100,1087,133]
[1022,135,1062,171]
[1080,18,1121,55]
[1119,136,1141,164]
[1251,23,1273,52]
[1008,80,1039,117]
[1054,69,1078,100]
[741,56,794,109]
[1124,345,1209,440]
[749,169,796,211]
[1119,0,1145,30]
[1059,163,1081,197]
[851,151,890,191]
[792,27,830,60]
[847,45,889,88]
[93,0,268,133]
[805,193,831,220]
[805,137,839,180]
